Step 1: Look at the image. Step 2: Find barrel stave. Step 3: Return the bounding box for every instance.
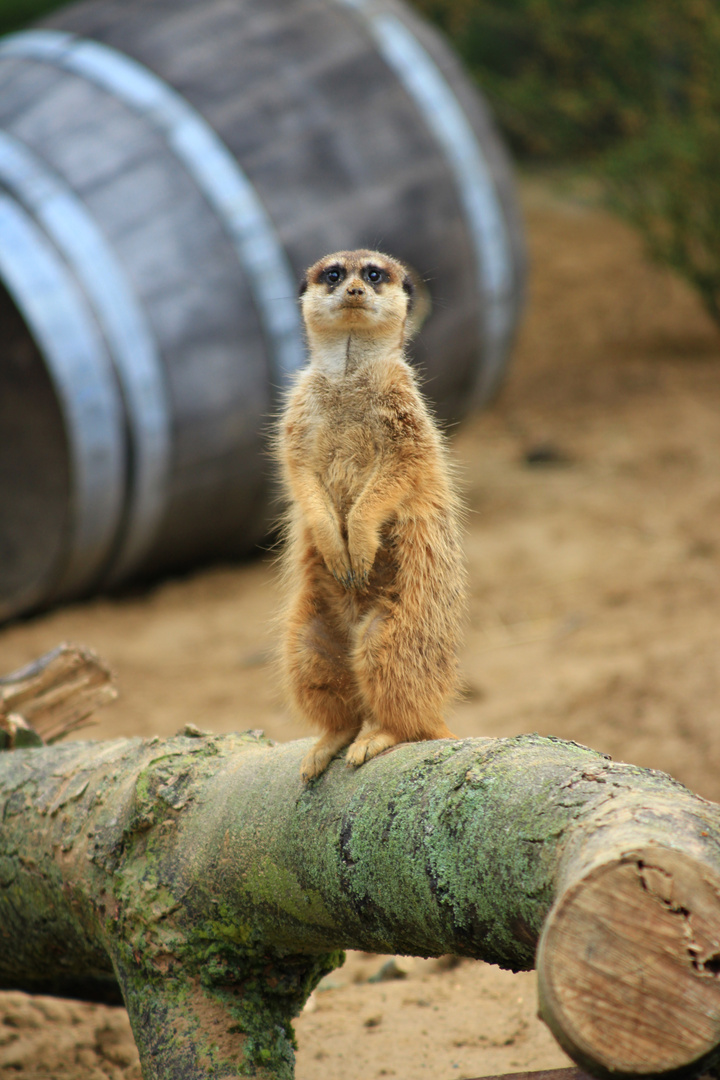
[0,287,71,619]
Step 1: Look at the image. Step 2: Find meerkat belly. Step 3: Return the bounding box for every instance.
[317,421,379,519]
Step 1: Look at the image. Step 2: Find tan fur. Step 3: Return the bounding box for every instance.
[275,249,467,782]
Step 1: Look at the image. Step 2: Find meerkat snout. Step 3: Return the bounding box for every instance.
[342,278,366,306]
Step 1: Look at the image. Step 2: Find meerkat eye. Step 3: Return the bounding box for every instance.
[321,265,345,286]
[364,265,387,285]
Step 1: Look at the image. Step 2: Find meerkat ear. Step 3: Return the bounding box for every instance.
[402,274,415,311]
[402,266,432,340]
[298,276,308,297]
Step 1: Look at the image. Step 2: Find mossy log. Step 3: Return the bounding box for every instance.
[0,726,720,1080]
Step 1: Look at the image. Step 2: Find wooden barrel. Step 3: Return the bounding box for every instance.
[0,0,525,621]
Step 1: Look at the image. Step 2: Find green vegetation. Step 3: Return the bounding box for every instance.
[413,0,720,328]
[412,0,662,160]
[604,117,720,328]
[602,6,720,328]
[0,0,66,36]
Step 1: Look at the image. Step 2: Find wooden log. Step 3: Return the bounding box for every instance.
[538,849,720,1078]
[0,720,719,1077]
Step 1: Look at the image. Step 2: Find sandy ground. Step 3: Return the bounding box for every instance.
[1,175,720,1078]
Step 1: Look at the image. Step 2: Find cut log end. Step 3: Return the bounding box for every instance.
[537,847,720,1079]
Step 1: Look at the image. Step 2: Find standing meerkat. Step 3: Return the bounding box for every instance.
[276,249,467,782]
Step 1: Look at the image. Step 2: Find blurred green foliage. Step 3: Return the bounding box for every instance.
[601,4,720,327]
[0,0,66,36]
[412,0,663,159]
[605,118,720,329]
[414,0,720,327]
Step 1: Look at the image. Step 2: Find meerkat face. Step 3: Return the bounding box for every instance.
[299,249,414,342]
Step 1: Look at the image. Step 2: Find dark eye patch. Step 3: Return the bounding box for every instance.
[318,264,346,287]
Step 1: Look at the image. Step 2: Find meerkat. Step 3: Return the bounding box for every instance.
[276,249,467,782]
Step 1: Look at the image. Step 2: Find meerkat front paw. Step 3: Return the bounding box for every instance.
[347,560,371,589]
[332,567,356,589]
[309,518,354,587]
[320,549,354,589]
[345,729,402,767]
[323,554,367,590]
[347,534,377,589]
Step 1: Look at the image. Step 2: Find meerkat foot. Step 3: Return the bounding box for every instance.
[300,745,336,782]
[300,729,361,782]
[345,729,402,768]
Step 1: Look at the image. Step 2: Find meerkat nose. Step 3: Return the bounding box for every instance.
[346,283,364,297]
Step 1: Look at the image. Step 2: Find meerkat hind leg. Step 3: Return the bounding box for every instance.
[345,727,402,767]
[301,725,362,782]
[347,601,459,768]
[284,584,363,781]
[345,719,456,768]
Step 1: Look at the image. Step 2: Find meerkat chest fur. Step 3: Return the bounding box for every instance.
[294,361,414,516]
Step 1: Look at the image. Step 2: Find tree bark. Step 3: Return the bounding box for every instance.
[0,725,719,1080]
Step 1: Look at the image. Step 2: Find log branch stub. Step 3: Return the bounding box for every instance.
[0,643,115,744]
[538,847,720,1079]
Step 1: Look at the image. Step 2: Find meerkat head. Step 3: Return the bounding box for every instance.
[299,249,416,347]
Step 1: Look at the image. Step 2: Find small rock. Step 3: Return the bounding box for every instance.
[432,954,463,973]
[179,724,210,738]
[368,958,407,983]
[523,442,570,467]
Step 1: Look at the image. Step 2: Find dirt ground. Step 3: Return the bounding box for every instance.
[1,175,720,1079]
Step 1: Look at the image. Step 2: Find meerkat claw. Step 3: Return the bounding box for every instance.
[330,567,354,589]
